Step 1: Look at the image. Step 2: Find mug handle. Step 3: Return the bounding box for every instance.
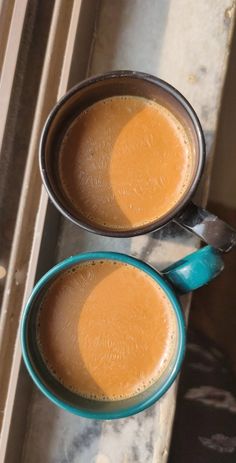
[162,245,224,294]
[174,201,236,253]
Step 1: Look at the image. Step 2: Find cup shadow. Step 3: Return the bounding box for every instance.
[38,261,124,402]
[58,99,149,232]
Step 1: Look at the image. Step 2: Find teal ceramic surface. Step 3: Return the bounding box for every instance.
[21,246,223,419]
[163,245,224,293]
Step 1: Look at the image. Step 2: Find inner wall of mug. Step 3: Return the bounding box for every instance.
[23,255,183,417]
[41,73,204,235]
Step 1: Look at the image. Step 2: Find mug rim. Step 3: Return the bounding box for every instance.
[39,70,205,238]
[21,251,186,419]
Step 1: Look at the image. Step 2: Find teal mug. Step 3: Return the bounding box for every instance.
[21,245,223,419]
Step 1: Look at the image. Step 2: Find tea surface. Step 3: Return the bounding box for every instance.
[38,260,177,400]
[59,96,193,230]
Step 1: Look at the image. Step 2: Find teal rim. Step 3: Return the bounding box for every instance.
[21,251,186,419]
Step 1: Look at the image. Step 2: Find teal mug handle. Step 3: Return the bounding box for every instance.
[162,245,224,294]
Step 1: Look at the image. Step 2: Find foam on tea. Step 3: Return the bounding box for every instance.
[37,260,177,401]
[58,95,193,230]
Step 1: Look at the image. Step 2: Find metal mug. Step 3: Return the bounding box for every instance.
[39,71,236,252]
[21,246,223,419]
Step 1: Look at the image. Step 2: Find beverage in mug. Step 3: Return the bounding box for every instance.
[40,71,236,251]
[59,96,193,230]
[22,248,224,419]
[37,259,177,401]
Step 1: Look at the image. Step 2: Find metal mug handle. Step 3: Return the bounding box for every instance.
[162,245,224,294]
[174,201,236,253]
